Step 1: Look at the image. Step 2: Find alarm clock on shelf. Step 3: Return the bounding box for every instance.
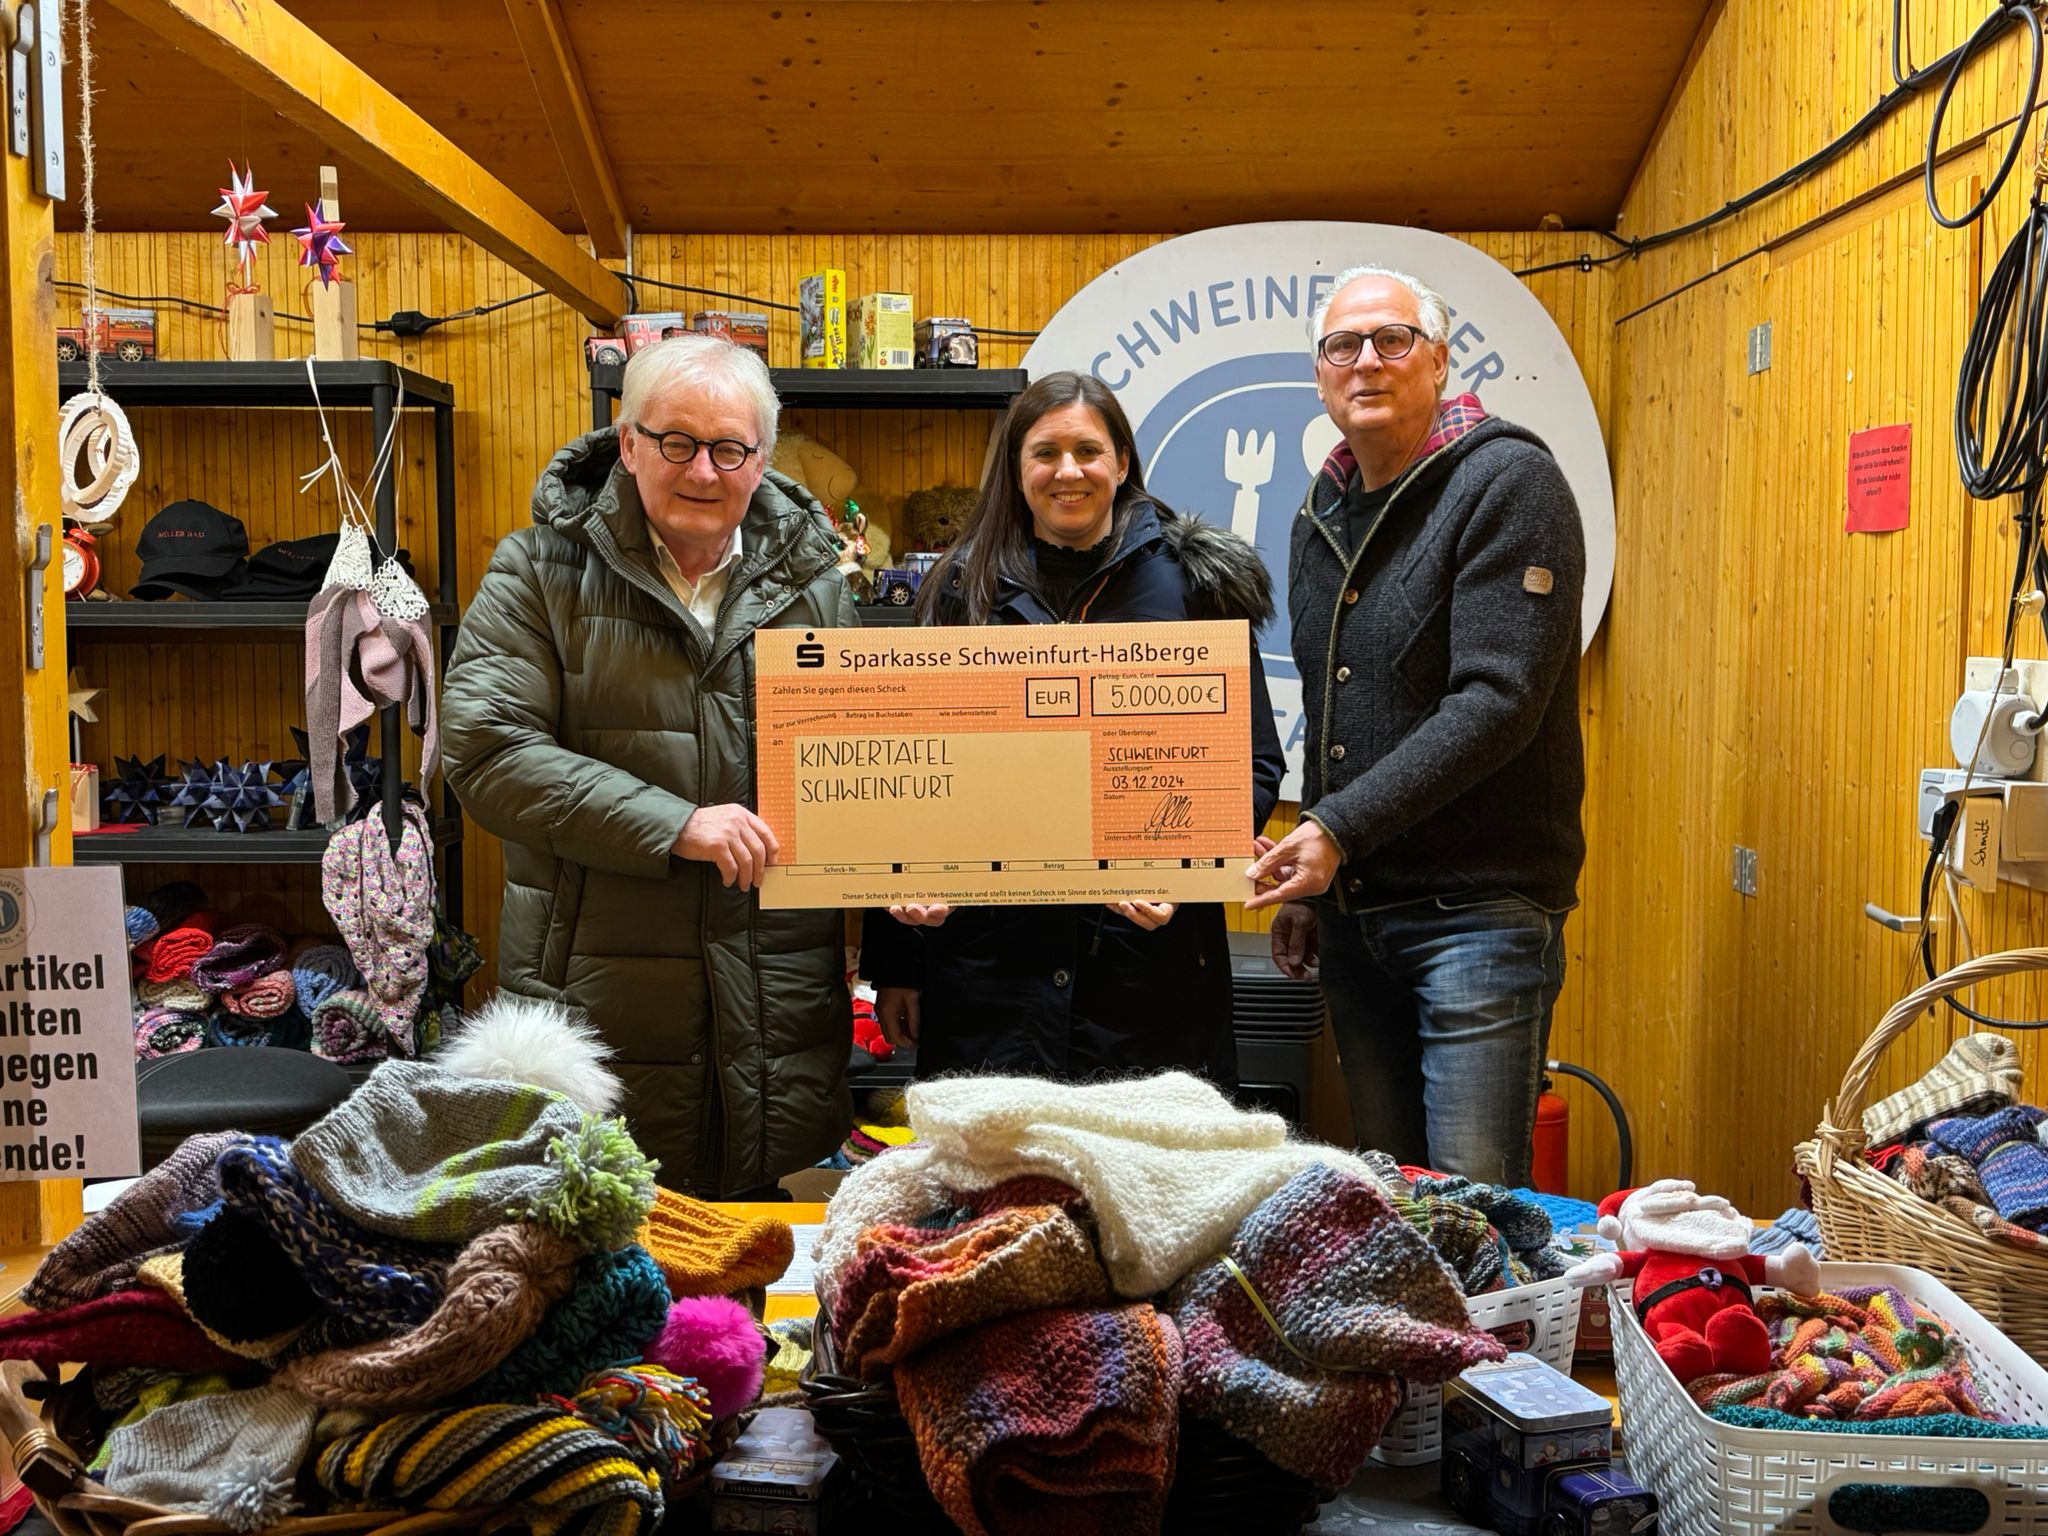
[61,524,101,600]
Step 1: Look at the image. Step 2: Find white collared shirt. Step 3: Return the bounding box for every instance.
[648,523,744,635]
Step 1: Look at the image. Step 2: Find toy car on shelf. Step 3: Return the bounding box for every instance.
[870,551,942,607]
[1441,1355,1657,1536]
[57,307,156,363]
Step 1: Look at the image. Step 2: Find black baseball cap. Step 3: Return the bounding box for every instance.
[131,500,249,600]
[228,533,341,601]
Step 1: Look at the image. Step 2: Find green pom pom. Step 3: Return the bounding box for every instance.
[520,1115,659,1249]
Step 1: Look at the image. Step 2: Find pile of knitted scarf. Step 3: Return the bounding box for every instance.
[10,996,791,1535]
[1875,1105,2048,1255]
[814,1074,1518,1527]
[1689,1285,1993,1421]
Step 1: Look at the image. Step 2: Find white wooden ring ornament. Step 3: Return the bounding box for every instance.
[57,392,137,526]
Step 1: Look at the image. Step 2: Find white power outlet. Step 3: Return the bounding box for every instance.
[1961,657,2048,781]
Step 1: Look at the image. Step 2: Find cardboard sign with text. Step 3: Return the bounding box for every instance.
[0,867,139,1179]
[754,622,1257,908]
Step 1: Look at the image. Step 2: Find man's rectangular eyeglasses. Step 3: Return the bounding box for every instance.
[1317,325,1424,367]
[634,424,760,472]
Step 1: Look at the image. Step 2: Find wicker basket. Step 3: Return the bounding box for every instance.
[1793,946,2048,1367]
[0,1360,732,1536]
[798,1316,1326,1535]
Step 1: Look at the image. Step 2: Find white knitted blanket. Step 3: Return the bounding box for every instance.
[815,1072,1384,1302]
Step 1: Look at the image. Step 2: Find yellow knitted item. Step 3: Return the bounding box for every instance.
[859,1123,917,1146]
[634,1187,794,1296]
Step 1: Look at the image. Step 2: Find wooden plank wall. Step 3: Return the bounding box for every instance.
[1604,0,2048,1211]
[54,229,1618,1172]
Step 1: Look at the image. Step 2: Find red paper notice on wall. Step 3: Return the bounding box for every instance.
[1846,424,1912,533]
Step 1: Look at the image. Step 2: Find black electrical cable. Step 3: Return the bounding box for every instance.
[1955,193,2048,499]
[624,274,801,313]
[1924,3,2043,228]
[1894,0,1919,87]
[52,279,222,318]
[1545,1060,1633,1189]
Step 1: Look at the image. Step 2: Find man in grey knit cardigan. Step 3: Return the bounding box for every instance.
[1246,265,1585,1187]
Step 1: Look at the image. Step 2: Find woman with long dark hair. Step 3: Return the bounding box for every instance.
[862,370,1285,1084]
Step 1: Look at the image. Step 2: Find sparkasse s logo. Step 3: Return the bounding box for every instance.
[1024,223,1615,797]
[796,633,826,669]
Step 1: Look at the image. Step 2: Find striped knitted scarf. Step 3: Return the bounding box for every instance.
[1689,1286,1993,1421]
[895,1303,1181,1536]
[316,1403,663,1536]
[831,1200,1111,1377]
[1170,1163,1508,1492]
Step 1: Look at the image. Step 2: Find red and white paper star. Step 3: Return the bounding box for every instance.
[211,163,275,274]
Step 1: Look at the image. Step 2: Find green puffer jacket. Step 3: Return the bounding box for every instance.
[442,427,857,1197]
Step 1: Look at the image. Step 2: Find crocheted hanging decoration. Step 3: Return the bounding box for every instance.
[102,754,167,826]
[540,1365,715,1482]
[163,760,218,828]
[201,762,284,834]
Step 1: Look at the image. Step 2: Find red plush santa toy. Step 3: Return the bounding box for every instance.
[1565,1179,1820,1383]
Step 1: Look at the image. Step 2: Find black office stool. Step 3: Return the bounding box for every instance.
[133,1048,354,1171]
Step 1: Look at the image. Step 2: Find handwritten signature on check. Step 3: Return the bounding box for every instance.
[1144,794,1196,831]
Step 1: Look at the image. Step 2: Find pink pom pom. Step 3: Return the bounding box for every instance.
[641,1294,765,1419]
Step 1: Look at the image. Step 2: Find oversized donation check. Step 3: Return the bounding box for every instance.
[754,620,1255,907]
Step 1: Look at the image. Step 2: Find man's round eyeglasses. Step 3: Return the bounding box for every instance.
[1318,325,1424,367]
[634,423,760,472]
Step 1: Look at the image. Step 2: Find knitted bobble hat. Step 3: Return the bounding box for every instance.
[436,993,625,1116]
[24,1129,237,1310]
[636,1186,794,1296]
[291,1060,657,1249]
[279,1223,584,1409]
[466,1244,673,1404]
[640,1295,767,1419]
[101,1383,320,1533]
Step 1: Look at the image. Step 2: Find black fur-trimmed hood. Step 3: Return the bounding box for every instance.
[1157,512,1274,628]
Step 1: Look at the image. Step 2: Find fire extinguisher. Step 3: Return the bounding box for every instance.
[1530,1059,1633,1196]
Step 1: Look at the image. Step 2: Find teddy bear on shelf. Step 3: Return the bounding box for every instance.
[1564,1179,1821,1383]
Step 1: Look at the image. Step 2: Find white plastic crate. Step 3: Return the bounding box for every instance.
[1612,1262,2048,1536]
[1371,1271,1583,1466]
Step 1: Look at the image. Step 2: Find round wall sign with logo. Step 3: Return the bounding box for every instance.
[1023,222,1615,796]
[0,873,33,951]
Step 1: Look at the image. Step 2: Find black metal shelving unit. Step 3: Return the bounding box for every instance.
[61,359,465,924]
[587,362,1028,430]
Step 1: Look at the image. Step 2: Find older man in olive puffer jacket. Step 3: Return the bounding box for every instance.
[444,335,856,1198]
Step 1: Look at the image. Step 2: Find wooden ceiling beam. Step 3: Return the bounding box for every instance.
[504,0,628,261]
[101,0,628,325]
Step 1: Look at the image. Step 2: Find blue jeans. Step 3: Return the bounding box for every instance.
[1316,893,1568,1186]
